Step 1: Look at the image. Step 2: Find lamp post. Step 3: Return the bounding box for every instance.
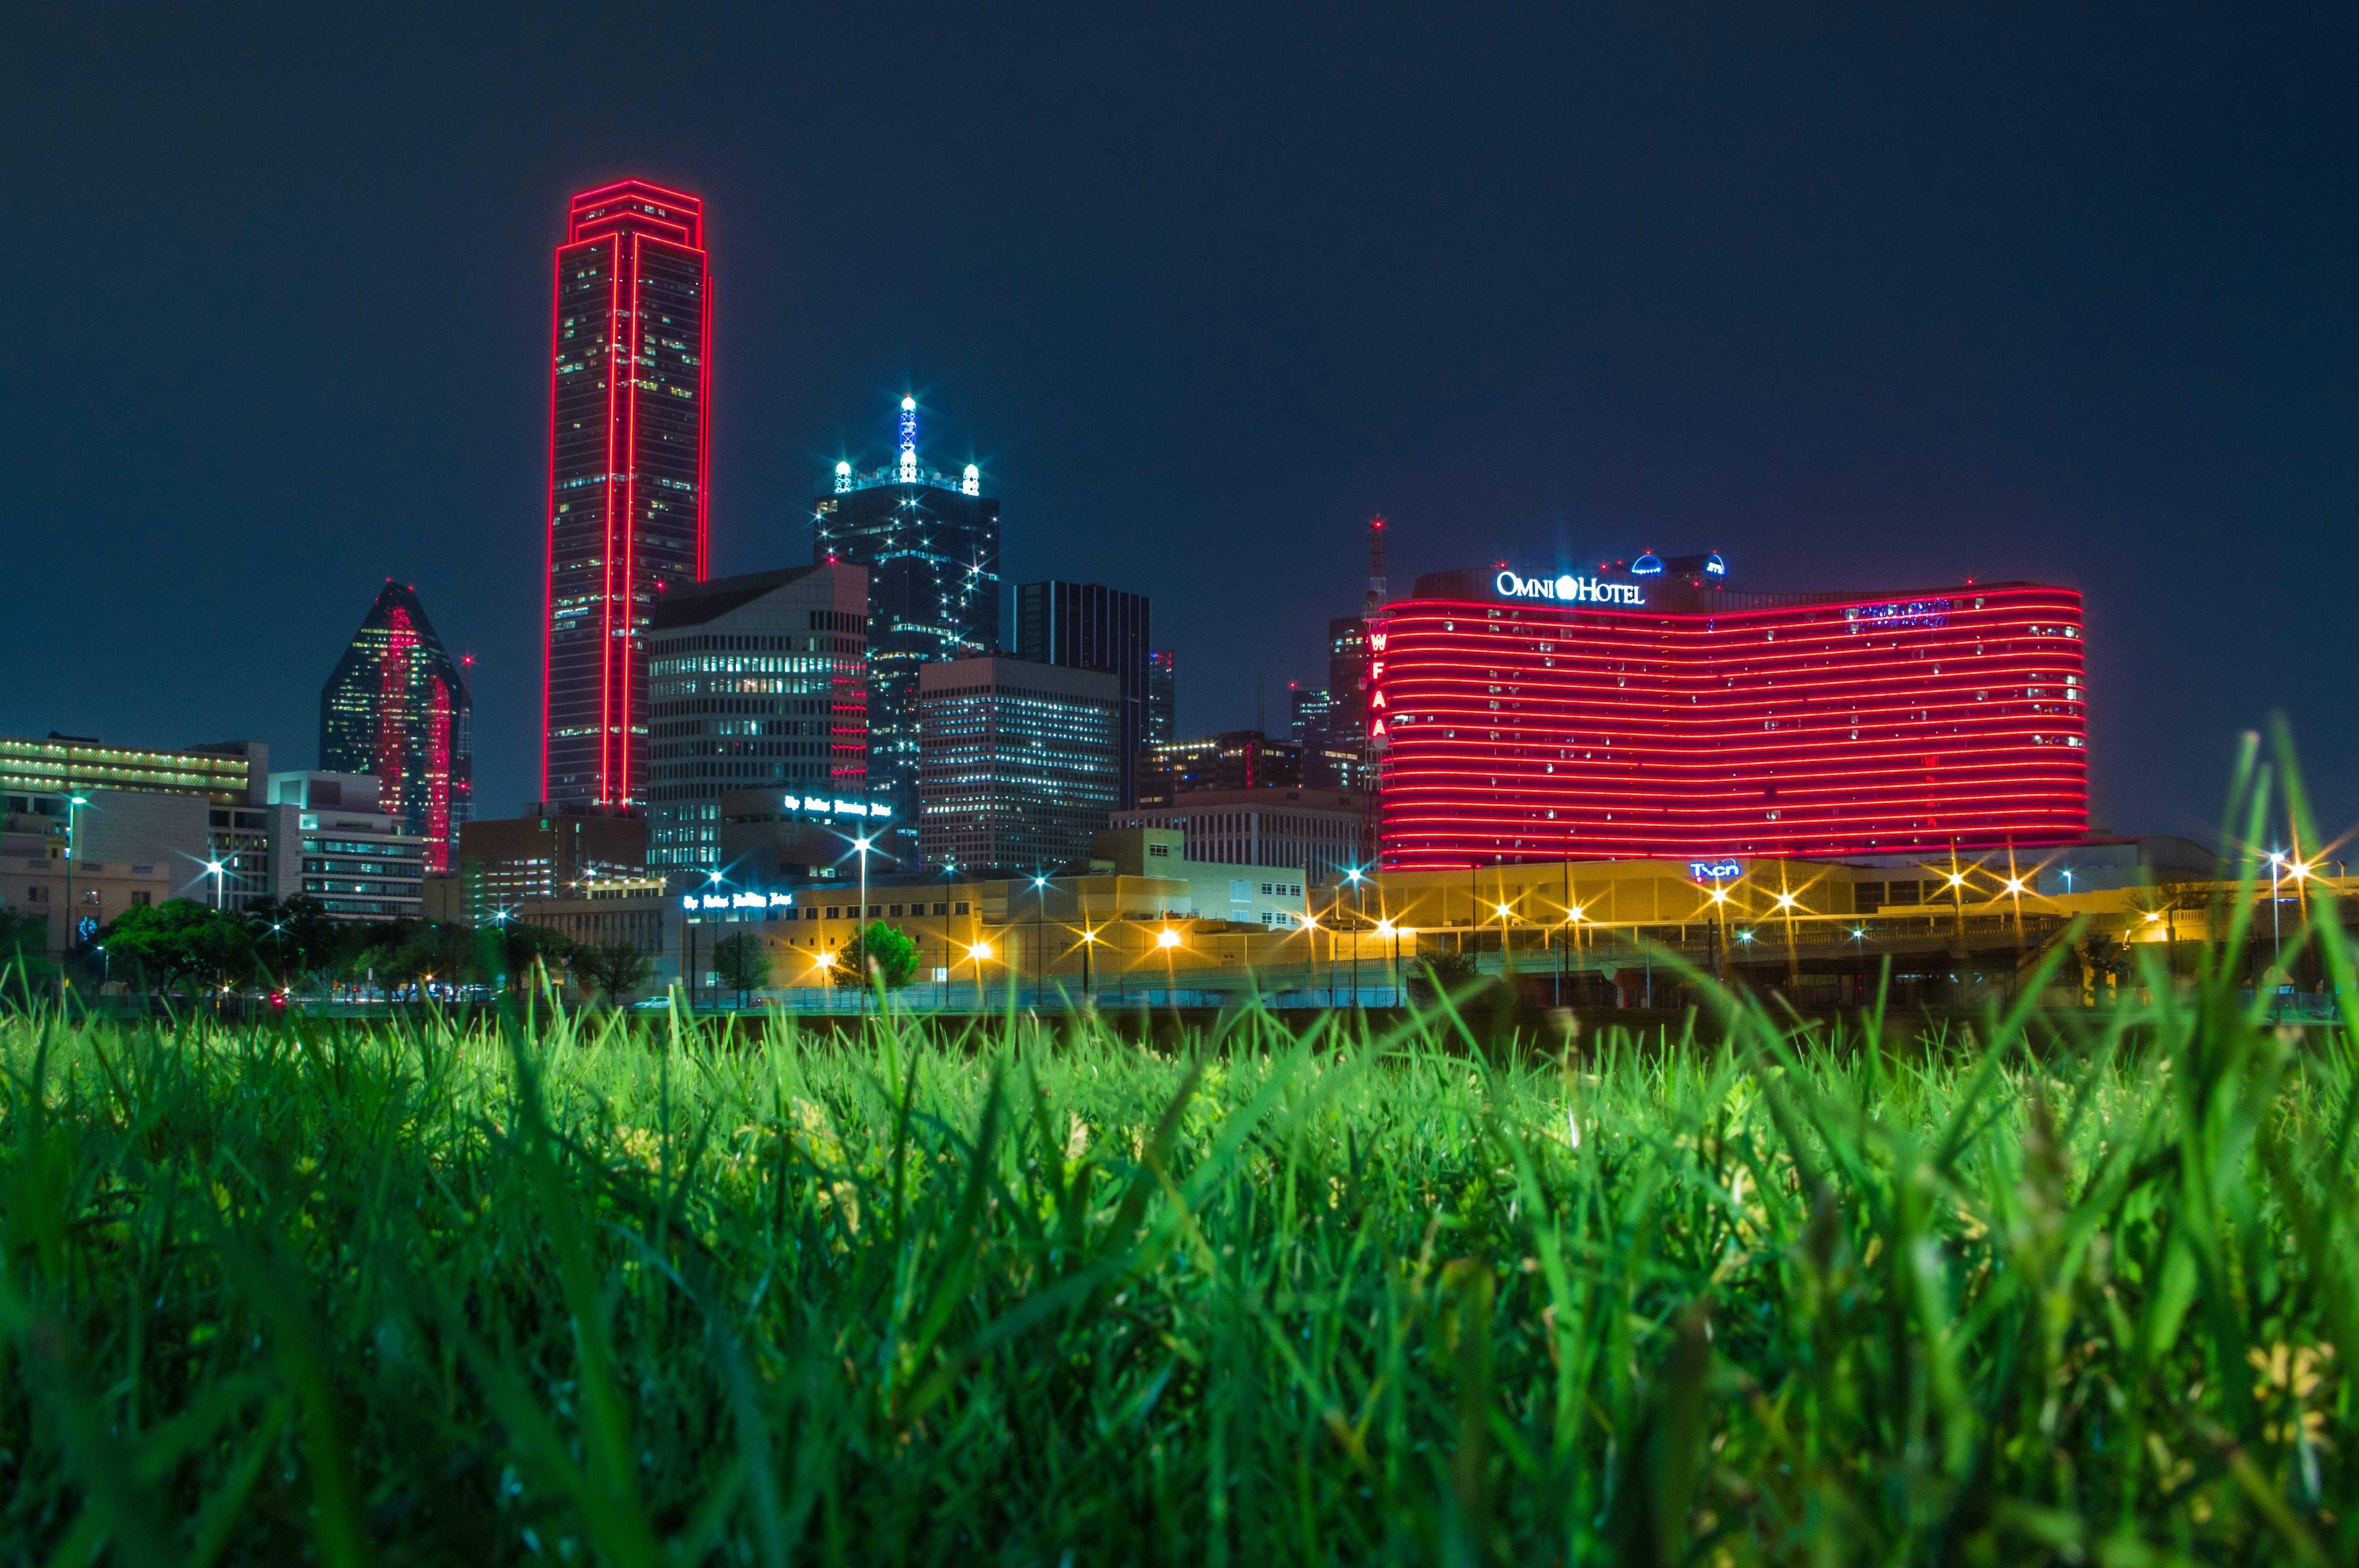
[851,835,874,1015]
[968,939,993,1011]
[1157,925,1182,1029]
[61,794,87,995]
[1031,874,1049,1009]
[1343,866,1366,1010]
[206,858,226,913]
[1079,926,1098,1009]
[1376,919,1398,1006]
[2267,850,2285,1020]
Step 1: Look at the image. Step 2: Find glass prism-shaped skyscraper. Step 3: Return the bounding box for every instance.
[320,580,473,872]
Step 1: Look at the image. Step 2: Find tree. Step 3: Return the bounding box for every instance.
[485,921,572,996]
[392,921,479,1000]
[1408,948,1483,1005]
[573,939,654,1007]
[239,897,346,991]
[711,931,773,1008]
[2081,933,2130,1004]
[0,907,60,1003]
[104,899,248,996]
[832,922,918,992]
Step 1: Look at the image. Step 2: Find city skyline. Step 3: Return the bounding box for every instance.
[7,8,2353,848]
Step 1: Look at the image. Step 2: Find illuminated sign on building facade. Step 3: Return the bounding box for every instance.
[1493,571,1645,606]
[1372,570,2087,869]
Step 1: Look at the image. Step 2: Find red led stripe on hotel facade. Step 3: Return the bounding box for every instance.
[1372,581,2087,869]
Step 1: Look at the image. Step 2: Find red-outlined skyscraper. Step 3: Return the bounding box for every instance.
[543,179,712,815]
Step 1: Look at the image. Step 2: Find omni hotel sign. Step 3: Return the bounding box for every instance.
[1494,570,1645,606]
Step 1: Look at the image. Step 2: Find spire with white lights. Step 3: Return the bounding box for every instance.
[898,395,918,482]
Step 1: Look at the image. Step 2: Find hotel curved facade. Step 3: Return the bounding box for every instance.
[1371,560,2086,869]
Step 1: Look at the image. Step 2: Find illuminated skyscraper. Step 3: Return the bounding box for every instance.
[1146,650,1176,745]
[542,179,712,815]
[645,563,871,871]
[814,397,999,859]
[320,580,473,871]
[917,657,1118,873]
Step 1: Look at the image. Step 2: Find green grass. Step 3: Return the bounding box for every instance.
[1,744,2354,1564]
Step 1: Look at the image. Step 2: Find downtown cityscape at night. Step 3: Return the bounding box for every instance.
[5,7,2357,1560]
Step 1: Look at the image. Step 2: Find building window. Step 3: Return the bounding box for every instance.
[131,891,152,907]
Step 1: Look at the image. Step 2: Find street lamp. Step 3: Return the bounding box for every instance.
[1078,927,1099,1007]
[1375,918,1399,1005]
[205,858,226,912]
[1156,924,1184,1023]
[1343,866,1367,1011]
[850,835,875,1014]
[1031,874,1050,1009]
[967,940,993,1010]
[2267,850,2286,1019]
[62,794,87,994]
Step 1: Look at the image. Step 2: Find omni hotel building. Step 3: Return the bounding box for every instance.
[1371,554,2086,868]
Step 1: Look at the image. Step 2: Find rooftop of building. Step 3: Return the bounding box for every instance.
[648,564,854,630]
[918,655,1120,700]
[1122,786,1366,813]
[1407,554,2072,616]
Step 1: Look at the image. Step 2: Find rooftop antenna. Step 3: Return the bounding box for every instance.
[898,395,918,483]
[1365,514,1388,616]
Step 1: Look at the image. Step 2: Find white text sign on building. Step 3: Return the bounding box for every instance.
[1494,571,1645,606]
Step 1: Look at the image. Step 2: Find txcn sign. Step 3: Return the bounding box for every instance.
[1495,570,1645,606]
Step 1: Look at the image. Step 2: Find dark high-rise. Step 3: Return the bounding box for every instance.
[1016,580,1150,807]
[813,397,999,858]
[1147,650,1176,745]
[320,580,473,872]
[543,180,712,817]
[1136,731,1304,807]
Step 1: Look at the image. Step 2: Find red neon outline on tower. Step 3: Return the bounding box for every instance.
[541,178,710,814]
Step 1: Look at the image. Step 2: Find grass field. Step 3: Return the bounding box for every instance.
[6,728,2359,1566]
[1,952,2353,1567]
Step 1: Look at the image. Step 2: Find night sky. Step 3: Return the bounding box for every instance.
[6,5,2352,844]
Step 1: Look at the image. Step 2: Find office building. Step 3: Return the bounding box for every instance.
[814,398,1000,853]
[1017,580,1151,807]
[1374,555,2087,867]
[543,179,713,816]
[456,812,650,917]
[1112,787,1371,882]
[320,580,473,872]
[1135,731,1303,807]
[917,657,1119,872]
[2,735,275,910]
[719,789,894,885]
[0,807,170,958]
[263,773,426,921]
[1146,650,1176,745]
[643,564,871,872]
[2,734,266,809]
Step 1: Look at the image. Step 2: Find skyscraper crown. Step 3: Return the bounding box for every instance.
[567,179,704,247]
